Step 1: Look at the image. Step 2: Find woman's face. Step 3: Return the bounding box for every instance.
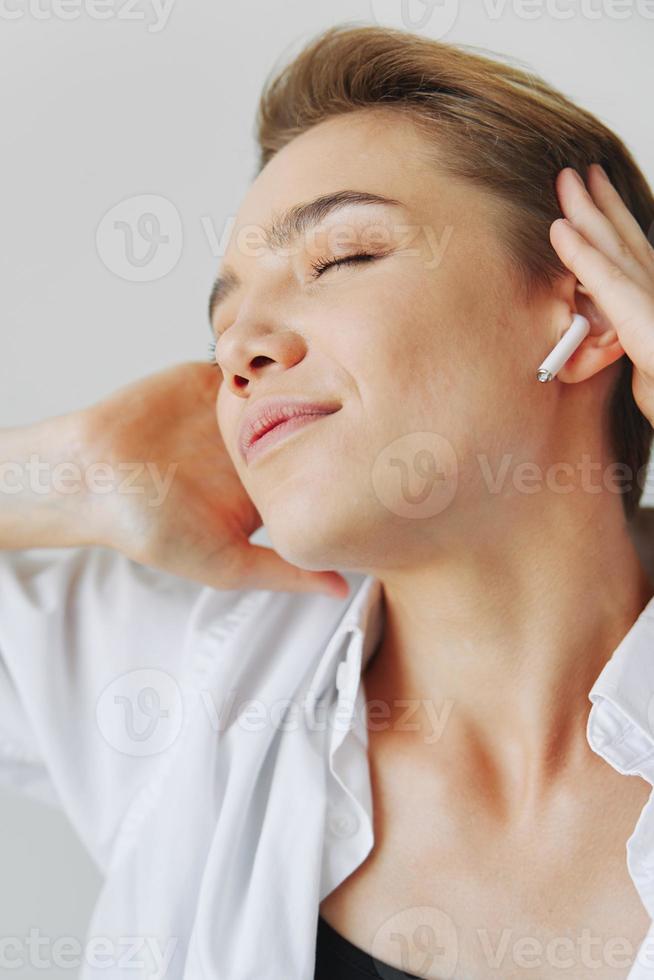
[212,108,556,574]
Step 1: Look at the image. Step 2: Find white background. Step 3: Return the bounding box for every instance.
[1,1,653,975]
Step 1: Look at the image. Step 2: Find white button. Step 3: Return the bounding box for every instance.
[326,804,360,839]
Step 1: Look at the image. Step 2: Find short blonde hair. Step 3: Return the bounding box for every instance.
[255,24,654,520]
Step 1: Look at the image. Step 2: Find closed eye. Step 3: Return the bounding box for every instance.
[207,251,383,360]
[309,251,379,279]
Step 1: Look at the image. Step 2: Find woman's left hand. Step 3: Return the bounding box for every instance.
[549,164,654,424]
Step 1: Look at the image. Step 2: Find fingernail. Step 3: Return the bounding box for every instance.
[594,163,609,181]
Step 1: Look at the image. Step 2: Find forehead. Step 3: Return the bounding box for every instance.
[233,109,439,233]
[210,109,506,321]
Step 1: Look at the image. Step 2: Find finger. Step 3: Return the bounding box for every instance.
[555,168,652,291]
[587,164,654,272]
[550,218,654,379]
[242,543,350,598]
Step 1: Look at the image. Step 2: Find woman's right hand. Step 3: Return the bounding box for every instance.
[76,361,350,598]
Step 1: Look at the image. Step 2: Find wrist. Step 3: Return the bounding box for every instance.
[0,410,103,550]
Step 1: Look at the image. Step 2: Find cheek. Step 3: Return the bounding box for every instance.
[215,393,228,440]
[216,388,241,459]
[344,288,461,419]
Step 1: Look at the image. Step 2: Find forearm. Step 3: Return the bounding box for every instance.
[0,413,97,550]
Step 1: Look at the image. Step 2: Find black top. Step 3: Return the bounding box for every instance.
[314,913,423,979]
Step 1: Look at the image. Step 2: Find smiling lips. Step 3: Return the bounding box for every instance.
[238,397,341,463]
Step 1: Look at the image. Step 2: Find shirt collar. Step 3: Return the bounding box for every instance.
[586,593,654,779]
[303,574,384,726]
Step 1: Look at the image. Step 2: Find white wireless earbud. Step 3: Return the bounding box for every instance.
[536,313,590,382]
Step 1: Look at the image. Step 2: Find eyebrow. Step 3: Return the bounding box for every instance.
[207,189,403,330]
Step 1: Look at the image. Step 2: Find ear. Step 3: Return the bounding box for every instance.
[554,282,626,384]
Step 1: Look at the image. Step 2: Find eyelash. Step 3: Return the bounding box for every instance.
[207,252,378,365]
[309,251,377,278]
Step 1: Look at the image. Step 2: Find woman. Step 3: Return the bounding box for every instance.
[2,22,654,980]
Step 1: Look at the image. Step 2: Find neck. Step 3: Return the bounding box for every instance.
[363,494,654,814]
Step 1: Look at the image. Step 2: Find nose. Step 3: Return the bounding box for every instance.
[216,322,308,398]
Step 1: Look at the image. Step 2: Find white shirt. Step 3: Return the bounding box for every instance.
[2,534,654,979]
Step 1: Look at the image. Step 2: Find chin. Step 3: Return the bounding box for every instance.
[268,501,400,577]
[264,497,367,574]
